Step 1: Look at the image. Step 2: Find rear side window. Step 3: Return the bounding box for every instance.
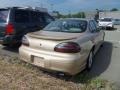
[44,14,54,24]
[31,11,44,23]
[31,11,39,22]
[14,10,29,23]
[0,9,9,23]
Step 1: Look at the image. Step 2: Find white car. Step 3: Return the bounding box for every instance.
[99,18,114,29]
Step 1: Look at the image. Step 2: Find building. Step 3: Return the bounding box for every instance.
[99,11,120,19]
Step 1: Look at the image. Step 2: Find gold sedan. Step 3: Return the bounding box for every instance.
[19,18,105,75]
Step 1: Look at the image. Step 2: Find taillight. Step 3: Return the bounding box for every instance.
[6,23,14,35]
[54,42,81,53]
[22,36,29,46]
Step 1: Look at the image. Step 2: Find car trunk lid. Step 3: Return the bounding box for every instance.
[27,31,82,51]
[28,31,80,40]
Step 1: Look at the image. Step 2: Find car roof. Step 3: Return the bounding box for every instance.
[0,7,47,13]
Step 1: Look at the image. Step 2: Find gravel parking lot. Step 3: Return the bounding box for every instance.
[0,25,120,89]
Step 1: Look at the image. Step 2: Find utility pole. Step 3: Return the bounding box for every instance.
[51,4,54,12]
[35,0,43,8]
[68,10,72,18]
[40,0,43,8]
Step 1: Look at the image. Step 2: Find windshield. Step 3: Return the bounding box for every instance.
[100,18,112,22]
[43,19,87,33]
[0,9,9,23]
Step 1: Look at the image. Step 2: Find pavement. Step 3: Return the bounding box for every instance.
[90,42,120,84]
[0,25,120,86]
[0,45,18,57]
[89,25,120,86]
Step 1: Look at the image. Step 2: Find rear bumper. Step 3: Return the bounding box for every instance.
[0,35,20,45]
[0,38,4,44]
[19,46,86,75]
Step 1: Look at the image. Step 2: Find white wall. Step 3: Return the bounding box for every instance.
[99,11,120,19]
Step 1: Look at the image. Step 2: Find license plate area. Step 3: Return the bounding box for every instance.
[31,56,44,67]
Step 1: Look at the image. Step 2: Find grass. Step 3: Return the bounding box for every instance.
[0,55,116,90]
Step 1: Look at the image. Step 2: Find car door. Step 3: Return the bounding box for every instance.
[89,20,104,54]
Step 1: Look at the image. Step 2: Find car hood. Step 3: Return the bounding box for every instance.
[28,31,83,41]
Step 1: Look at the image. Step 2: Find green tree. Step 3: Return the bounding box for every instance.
[71,12,86,18]
[58,12,86,18]
[81,12,85,18]
[110,8,119,11]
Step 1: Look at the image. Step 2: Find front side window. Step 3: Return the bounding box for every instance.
[0,9,9,23]
[15,10,29,23]
[43,19,87,33]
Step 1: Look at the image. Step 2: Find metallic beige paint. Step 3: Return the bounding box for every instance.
[19,20,105,75]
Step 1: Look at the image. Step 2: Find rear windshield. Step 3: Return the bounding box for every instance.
[43,19,87,33]
[100,18,112,22]
[0,9,9,23]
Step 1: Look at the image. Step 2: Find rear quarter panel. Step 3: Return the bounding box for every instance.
[74,33,94,65]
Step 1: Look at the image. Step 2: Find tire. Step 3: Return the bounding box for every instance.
[2,43,21,48]
[86,50,94,70]
[112,26,114,30]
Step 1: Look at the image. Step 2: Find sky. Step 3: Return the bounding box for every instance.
[0,0,120,14]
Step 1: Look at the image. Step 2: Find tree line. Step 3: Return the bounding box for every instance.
[55,12,86,18]
[52,8,119,19]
